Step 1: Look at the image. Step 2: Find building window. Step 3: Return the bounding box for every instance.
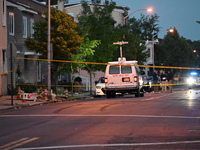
[30,19,34,37]
[23,16,27,38]
[2,49,7,73]
[37,62,41,82]
[148,48,151,57]
[9,12,14,35]
[2,0,6,26]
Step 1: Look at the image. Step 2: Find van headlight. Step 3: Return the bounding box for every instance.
[187,77,195,85]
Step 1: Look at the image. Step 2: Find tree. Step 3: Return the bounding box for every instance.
[70,38,100,94]
[77,1,118,70]
[158,28,194,67]
[25,7,82,91]
[117,14,160,65]
[187,39,200,68]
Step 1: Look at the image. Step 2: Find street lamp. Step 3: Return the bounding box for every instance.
[123,7,153,25]
[152,28,174,66]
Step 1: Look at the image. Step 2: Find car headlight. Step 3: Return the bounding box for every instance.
[187,77,195,84]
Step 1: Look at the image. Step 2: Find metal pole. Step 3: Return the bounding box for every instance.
[47,0,51,99]
[152,36,155,67]
[120,45,122,58]
[123,9,146,25]
[10,43,13,105]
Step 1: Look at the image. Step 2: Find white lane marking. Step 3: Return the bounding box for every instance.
[14,140,200,150]
[1,114,200,119]
[1,137,39,150]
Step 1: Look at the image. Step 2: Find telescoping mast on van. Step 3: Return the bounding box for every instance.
[104,41,144,98]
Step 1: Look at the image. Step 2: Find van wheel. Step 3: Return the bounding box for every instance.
[140,92,144,97]
[110,92,116,98]
[106,91,112,98]
[135,90,140,97]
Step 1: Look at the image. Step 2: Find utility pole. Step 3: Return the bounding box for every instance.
[113,41,128,59]
[10,43,13,105]
[47,0,51,99]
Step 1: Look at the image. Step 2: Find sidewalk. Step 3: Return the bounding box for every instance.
[0,92,92,110]
[0,95,46,110]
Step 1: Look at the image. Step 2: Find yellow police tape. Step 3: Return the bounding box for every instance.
[0,57,199,88]
[15,57,200,70]
[8,82,194,88]
[0,70,13,76]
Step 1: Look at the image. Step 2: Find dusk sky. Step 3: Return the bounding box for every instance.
[70,0,200,41]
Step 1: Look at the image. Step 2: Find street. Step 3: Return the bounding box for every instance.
[1,86,200,150]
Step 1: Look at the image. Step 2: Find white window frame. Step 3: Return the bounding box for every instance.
[23,16,27,38]
[9,12,14,35]
[30,19,34,37]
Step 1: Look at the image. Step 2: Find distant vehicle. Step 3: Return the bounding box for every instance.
[104,57,144,98]
[95,77,105,96]
[186,71,200,89]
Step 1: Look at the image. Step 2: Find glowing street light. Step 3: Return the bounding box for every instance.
[168,28,174,33]
[124,7,153,25]
[146,7,153,13]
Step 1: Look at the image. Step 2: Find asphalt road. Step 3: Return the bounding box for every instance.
[1,86,200,150]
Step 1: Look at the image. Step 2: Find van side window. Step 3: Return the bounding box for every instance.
[109,65,120,74]
[122,65,132,74]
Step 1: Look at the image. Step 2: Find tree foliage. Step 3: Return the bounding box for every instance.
[24,7,82,89]
[157,28,194,67]
[118,14,160,64]
[77,1,118,71]
[25,7,82,60]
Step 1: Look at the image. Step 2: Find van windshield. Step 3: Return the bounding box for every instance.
[109,65,132,74]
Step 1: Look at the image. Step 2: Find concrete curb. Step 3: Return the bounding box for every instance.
[0,94,93,110]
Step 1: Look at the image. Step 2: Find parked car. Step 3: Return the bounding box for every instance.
[95,77,106,96]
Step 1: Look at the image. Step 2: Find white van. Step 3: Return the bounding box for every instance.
[104,57,144,98]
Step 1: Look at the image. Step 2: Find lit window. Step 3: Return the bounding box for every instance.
[23,16,27,38]
[9,12,14,35]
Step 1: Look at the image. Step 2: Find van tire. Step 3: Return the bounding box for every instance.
[106,91,116,98]
[135,90,140,97]
[112,92,116,98]
[140,92,144,97]
[106,91,112,98]
[135,89,144,97]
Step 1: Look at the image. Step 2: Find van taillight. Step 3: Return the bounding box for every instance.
[104,78,108,83]
[134,76,138,82]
